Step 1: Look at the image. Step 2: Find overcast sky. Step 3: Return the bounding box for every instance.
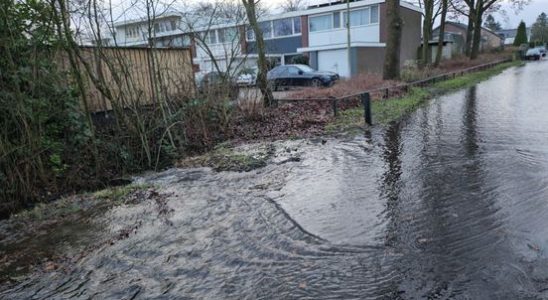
[495,0,548,28]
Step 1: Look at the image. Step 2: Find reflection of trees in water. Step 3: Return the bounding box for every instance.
[377,121,405,298]
[381,122,403,248]
[414,86,507,297]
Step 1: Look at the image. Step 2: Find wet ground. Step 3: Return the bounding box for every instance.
[2,60,548,299]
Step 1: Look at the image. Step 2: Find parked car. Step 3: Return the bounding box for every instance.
[267,64,339,91]
[536,46,547,57]
[197,71,239,99]
[525,48,542,60]
[236,67,258,86]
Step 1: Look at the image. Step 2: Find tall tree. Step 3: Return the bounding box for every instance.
[513,20,528,46]
[242,0,274,107]
[434,0,448,66]
[383,0,402,80]
[531,12,548,44]
[484,14,501,31]
[420,0,435,67]
[411,0,444,67]
[453,0,529,59]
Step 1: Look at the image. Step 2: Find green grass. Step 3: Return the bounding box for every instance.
[432,61,522,91]
[326,60,523,132]
[372,88,430,124]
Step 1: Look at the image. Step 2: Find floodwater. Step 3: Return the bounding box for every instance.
[2,60,548,299]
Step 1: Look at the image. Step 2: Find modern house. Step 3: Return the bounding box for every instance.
[112,0,422,78]
[432,22,504,54]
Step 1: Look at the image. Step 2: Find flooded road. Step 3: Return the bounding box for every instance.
[3,60,548,299]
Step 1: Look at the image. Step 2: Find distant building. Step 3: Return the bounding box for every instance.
[432,22,504,54]
[112,0,422,78]
[496,27,532,45]
[112,11,189,48]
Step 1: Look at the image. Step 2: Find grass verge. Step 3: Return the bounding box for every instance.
[326,60,523,131]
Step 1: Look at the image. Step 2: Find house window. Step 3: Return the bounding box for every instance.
[342,5,379,27]
[310,14,332,32]
[333,12,341,28]
[343,8,370,27]
[170,20,177,31]
[259,21,272,39]
[218,27,238,43]
[154,23,160,33]
[126,26,140,38]
[293,17,301,34]
[274,18,293,37]
[371,5,379,23]
[201,30,217,44]
[246,26,255,41]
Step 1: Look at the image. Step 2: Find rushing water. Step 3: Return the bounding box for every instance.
[3,60,548,299]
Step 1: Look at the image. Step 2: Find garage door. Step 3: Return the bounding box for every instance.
[318,49,349,78]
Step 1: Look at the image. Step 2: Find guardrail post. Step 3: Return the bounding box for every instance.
[332,99,338,117]
[361,92,372,126]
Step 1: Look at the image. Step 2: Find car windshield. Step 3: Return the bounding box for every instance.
[296,65,315,73]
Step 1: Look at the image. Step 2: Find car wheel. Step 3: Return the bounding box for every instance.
[311,78,322,87]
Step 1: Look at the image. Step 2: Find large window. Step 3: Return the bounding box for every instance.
[125,26,141,38]
[274,18,293,37]
[246,17,301,41]
[342,5,379,28]
[218,27,238,43]
[310,14,332,32]
[293,17,302,34]
[260,21,272,39]
[371,5,379,23]
[333,12,341,28]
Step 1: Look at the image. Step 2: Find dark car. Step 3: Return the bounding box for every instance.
[197,71,239,100]
[267,64,339,91]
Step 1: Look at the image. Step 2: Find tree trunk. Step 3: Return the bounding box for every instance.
[383,0,402,80]
[470,4,483,59]
[465,6,475,57]
[242,0,274,107]
[420,0,434,68]
[434,0,447,66]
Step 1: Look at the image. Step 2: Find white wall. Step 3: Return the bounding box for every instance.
[309,25,380,48]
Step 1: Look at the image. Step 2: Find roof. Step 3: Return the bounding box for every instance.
[115,0,422,32]
[433,21,503,40]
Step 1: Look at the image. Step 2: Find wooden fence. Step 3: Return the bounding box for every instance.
[274,58,512,124]
[57,47,195,112]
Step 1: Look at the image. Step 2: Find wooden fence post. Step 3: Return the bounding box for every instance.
[362,93,372,126]
[332,99,338,116]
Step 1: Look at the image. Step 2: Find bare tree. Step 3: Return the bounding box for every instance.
[434,0,448,66]
[181,1,248,81]
[383,0,402,79]
[451,0,528,59]
[242,0,273,107]
[278,0,308,12]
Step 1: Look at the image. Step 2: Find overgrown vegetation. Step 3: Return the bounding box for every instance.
[0,1,234,218]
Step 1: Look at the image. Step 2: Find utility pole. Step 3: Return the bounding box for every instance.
[347,0,351,77]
